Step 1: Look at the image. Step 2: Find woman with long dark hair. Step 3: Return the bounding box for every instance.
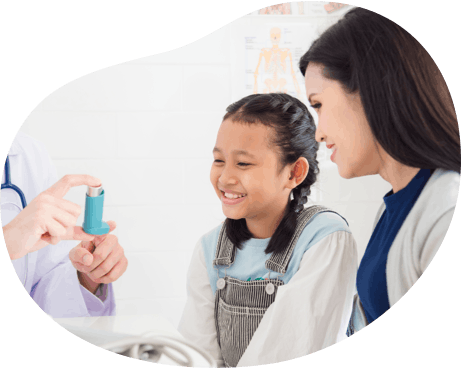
[299,7,460,332]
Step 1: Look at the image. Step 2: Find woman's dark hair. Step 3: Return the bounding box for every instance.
[299,7,460,173]
[222,93,318,255]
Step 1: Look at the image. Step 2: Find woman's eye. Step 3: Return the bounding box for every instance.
[310,103,321,110]
[214,159,224,164]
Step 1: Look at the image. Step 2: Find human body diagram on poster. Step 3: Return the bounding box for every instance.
[253,27,302,98]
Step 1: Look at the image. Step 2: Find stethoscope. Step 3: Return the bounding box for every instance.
[2,155,29,286]
[2,156,27,208]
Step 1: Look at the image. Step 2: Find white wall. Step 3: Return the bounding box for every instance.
[19,2,391,328]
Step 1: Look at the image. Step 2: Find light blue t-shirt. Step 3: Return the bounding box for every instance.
[201,212,351,295]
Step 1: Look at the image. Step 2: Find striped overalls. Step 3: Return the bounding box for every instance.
[212,205,339,367]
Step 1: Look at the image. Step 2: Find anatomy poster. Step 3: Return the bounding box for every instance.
[258,3,292,15]
[231,23,316,104]
[248,2,350,16]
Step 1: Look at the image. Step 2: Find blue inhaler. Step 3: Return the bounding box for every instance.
[82,185,110,235]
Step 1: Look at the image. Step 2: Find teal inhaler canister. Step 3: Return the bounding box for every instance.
[82,185,110,235]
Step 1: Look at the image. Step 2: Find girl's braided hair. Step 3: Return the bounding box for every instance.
[223,93,319,255]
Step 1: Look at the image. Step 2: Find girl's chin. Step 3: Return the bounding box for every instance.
[222,208,245,220]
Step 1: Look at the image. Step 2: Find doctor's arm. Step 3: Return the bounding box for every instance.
[238,231,358,366]
[178,239,224,367]
[31,220,127,317]
[18,174,126,317]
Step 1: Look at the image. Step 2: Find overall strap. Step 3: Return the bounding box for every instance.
[265,205,346,275]
[212,206,347,270]
[212,222,236,267]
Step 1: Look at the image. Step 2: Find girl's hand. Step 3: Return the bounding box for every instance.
[69,221,128,294]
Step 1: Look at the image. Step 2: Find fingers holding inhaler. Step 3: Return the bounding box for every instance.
[69,183,108,268]
[71,184,128,293]
[40,224,95,245]
[72,221,128,292]
[4,174,101,260]
[45,174,101,199]
[70,220,116,272]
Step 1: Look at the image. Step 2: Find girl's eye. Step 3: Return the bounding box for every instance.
[237,162,251,167]
[214,159,224,164]
[310,103,321,110]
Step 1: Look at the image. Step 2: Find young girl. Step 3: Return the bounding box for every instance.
[178,93,358,367]
[299,7,459,333]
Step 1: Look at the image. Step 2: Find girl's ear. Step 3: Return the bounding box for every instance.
[287,157,309,189]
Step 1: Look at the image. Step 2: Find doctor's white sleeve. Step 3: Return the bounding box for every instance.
[31,244,116,318]
[178,238,224,367]
[30,147,116,317]
[238,231,358,367]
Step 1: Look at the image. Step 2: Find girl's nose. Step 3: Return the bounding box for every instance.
[219,167,238,186]
[219,176,238,186]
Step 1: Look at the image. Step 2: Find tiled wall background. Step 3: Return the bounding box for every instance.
[20,2,391,328]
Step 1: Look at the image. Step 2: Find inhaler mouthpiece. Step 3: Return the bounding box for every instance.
[83,185,110,235]
[87,185,103,197]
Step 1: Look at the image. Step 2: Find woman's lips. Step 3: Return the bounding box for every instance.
[326,144,336,162]
[331,148,337,162]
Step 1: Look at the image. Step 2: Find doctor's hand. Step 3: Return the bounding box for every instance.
[3,174,101,260]
[69,221,128,294]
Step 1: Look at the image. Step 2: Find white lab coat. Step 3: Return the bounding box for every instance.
[1,132,115,317]
[179,230,357,366]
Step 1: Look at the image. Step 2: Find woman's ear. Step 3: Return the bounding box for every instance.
[287,157,309,189]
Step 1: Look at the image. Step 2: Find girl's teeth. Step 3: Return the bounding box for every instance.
[224,192,245,199]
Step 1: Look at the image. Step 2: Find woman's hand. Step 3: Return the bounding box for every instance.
[69,221,128,294]
[4,175,101,260]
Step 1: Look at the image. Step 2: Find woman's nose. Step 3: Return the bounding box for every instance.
[315,125,326,143]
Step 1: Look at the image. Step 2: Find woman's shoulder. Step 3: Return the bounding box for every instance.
[385,169,458,263]
[425,169,459,205]
[401,169,459,239]
[373,169,459,232]
[387,170,459,303]
[414,169,459,222]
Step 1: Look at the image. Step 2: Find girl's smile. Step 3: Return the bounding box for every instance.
[221,192,247,205]
[210,118,294,238]
[219,187,248,205]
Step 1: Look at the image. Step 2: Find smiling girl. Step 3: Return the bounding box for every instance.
[178,93,358,367]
